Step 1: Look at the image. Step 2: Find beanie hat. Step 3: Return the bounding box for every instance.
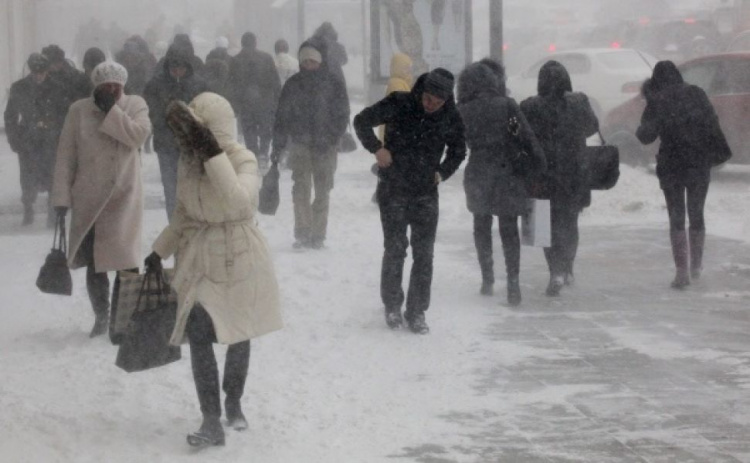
[424,68,454,100]
[299,46,322,64]
[215,36,229,49]
[91,61,128,87]
[41,45,66,63]
[27,53,50,73]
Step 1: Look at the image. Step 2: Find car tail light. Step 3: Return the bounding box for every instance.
[639,16,650,25]
[611,41,622,49]
[684,18,696,24]
[621,81,642,93]
[548,43,557,52]
[503,44,509,51]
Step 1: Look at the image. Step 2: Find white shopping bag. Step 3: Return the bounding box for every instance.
[521,199,551,247]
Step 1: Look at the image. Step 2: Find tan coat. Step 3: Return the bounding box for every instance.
[52,95,151,272]
[152,93,282,345]
[379,53,413,141]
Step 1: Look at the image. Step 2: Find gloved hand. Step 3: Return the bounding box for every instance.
[192,123,223,161]
[144,251,163,274]
[93,87,117,113]
[55,206,68,218]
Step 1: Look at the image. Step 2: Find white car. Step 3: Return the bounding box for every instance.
[506,48,658,118]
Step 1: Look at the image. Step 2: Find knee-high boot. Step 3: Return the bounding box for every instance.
[670,230,690,289]
[473,214,494,295]
[689,229,705,280]
[500,220,521,306]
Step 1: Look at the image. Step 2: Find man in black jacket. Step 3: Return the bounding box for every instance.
[41,45,92,106]
[271,39,349,250]
[144,44,208,219]
[353,68,466,334]
[4,53,68,226]
[230,32,281,166]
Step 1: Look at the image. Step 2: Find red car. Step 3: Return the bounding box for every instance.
[602,52,750,166]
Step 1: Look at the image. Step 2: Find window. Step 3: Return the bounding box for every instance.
[597,50,652,71]
[680,61,719,92]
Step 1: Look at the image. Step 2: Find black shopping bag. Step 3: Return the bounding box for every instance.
[579,132,620,190]
[115,269,181,372]
[36,215,72,296]
[109,269,176,345]
[258,162,280,215]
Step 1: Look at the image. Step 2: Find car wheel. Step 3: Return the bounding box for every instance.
[609,131,648,167]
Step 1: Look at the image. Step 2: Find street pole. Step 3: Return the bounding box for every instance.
[489,0,503,63]
[298,0,305,46]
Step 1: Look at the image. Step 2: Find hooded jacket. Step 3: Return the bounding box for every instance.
[152,93,282,345]
[354,73,466,197]
[144,44,208,154]
[272,40,350,155]
[458,62,545,216]
[636,61,730,181]
[313,22,348,85]
[228,42,281,117]
[520,61,598,208]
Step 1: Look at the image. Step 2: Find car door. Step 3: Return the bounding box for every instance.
[706,59,750,163]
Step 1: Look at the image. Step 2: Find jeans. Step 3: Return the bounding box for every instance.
[240,112,272,163]
[379,193,439,320]
[544,202,580,278]
[288,144,338,243]
[473,214,521,284]
[186,305,251,418]
[156,149,180,220]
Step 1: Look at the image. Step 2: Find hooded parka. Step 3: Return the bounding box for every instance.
[520,61,598,210]
[458,62,545,216]
[152,93,282,346]
[52,94,152,271]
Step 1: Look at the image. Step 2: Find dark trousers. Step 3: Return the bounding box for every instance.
[379,193,439,320]
[473,214,521,284]
[662,170,710,232]
[186,305,251,419]
[544,202,580,277]
[156,149,179,220]
[17,137,55,210]
[79,229,111,316]
[240,112,272,163]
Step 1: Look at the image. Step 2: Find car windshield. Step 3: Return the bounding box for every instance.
[597,50,654,71]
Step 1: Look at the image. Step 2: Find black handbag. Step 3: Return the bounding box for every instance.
[337,125,358,153]
[115,268,181,373]
[507,116,536,178]
[579,132,620,190]
[258,161,280,215]
[36,215,72,296]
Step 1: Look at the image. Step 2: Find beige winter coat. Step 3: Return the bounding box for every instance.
[52,95,152,272]
[152,92,282,345]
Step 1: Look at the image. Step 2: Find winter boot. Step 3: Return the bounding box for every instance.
[689,229,705,280]
[545,274,564,297]
[22,204,34,226]
[507,276,521,306]
[187,415,225,448]
[670,230,690,289]
[480,281,494,296]
[406,313,429,335]
[225,400,248,431]
[89,313,109,338]
[384,308,403,329]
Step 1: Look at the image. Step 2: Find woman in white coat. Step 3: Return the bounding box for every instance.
[52,62,152,337]
[145,92,282,447]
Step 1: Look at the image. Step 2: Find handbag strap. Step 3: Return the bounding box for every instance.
[53,215,67,254]
[598,130,607,145]
[134,267,171,312]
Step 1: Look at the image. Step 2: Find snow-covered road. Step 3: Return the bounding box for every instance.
[1,137,749,462]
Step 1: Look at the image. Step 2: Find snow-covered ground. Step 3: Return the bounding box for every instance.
[1,131,749,462]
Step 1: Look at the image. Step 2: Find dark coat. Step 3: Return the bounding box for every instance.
[637,78,729,187]
[458,63,545,217]
[313,23,348,86]
[520,61,598,210]
[4,74,69,154]
[228,46,281,118]
[50,62,92,106]
[206,47,231,65]
[272,40,350,155]
[143,45,208,154]
[354,73,467,198]
[115,47,157,96]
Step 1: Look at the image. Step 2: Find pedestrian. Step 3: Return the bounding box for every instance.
[229,32,281,167]
[115,35,157,97]
[270,40,350,250]
[457,60,545,305]
[82,47,106,79]
[636,61,730,289]
[353,68,466,334]
[41,44,92,105]
[172,33,205,76]
[145,93,281,448]
[206,36,232,65]
[312,22,348,86]
[273,38,298,86]
[144,43,208,219]
[51,62,152,337]
[4,53,69,226]
[520,60,599,297]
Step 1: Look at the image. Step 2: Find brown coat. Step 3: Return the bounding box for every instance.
[52,95,152,272]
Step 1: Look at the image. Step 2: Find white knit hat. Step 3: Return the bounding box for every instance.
[298,46,322,64]
[91,61,128,87]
